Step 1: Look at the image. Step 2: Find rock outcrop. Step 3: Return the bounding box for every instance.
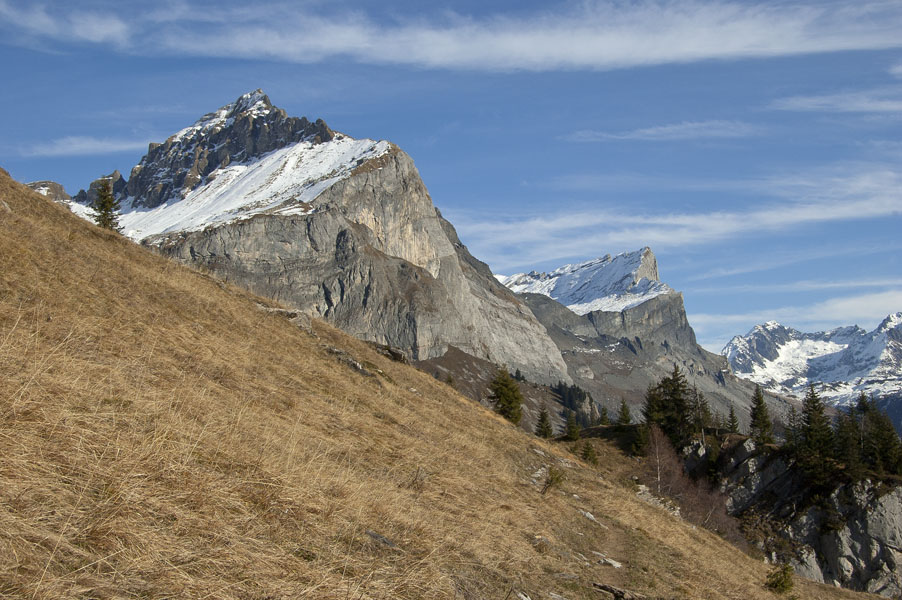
[69,91,569,384]
[25,180,70,203]
[500,250,787,422]
[714,437,902,596]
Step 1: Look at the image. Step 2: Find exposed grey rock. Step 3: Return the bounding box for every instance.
[73,171,126,207]
[25,180,70,203]
[150,145,569,384]
[125,90,333,209]
[519,290,787,425]
[717,438,902,596]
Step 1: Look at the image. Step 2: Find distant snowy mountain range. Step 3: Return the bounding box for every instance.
[722,314,902,406]
[496,247,673,313]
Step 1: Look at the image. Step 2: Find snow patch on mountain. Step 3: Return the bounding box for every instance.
[723,313,902,406]
[71,137,390,241]
[496,247,673,314]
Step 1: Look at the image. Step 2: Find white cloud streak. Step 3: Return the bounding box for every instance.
[565,120,760,142]
[890,63,902,78]
[0,0,129,46]
[771,87,902,112]
[454,166,902,272]
[24,136,155,157]
[3,1,902,71]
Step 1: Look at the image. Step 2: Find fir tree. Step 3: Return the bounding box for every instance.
[616,398,632,431]
[688,386,713,442]
[749,385,774,445]
[643,365,692,447]
[833,406,864,480]
[598,405,610,426]
[564,410,581,441]
[860,399,902,476]
[90,178,121,231]
[580,441,598,465]
[489,368,523,425]
[727,404,740,434]
[798,384,835,485]
[784,406,802,450]
[534,404,553,438]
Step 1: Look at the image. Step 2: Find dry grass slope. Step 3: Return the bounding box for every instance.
[0,170,874,599]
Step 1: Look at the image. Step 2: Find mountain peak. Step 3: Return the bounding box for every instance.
[497,247,673,314]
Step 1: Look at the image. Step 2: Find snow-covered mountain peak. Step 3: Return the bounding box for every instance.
[70,91,393,241]
[723,314,902,409]
[496,247,674,314]
[171,89,276,144]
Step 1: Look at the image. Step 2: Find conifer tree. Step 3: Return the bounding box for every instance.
[580,441,598,465]
[598,405,610,426]
[90,178,121,231]
[643,365,692,447]
[564,410,581,441]
[688,386,713,442]
[749,385,774,445]
[535,404,553,438]
[784,406,801,450]
[833,406,864,480]
[798,384,835,485]
[616,398,632,431]
[489,368,523,425]
[727,404,740,434]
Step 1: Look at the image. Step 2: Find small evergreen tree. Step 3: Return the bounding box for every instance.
[489,368,523,425]
[598,405,610,426]
[535,404,553,438]
[564,410,581,441]
[749,385,774,445]
[727,404,740,434]
[90,178,121,231]
[580,441,599,465]
[688,386,713,443]
[643,365,692,447]
[616,398,632,431]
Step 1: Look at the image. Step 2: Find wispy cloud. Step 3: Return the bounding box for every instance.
[0,0,129,46]
[3,1,902,71]
[891,63,902,78]
[565,120,760,142]
[24,136,154,157]
[688,278,902,294]
[771,87,902,112]
[454,165,902,272]
[690,289,902,351]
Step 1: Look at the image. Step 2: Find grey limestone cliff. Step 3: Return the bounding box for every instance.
[715,438,902,596]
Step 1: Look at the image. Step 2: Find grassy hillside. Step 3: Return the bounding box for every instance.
[0,170,873,599]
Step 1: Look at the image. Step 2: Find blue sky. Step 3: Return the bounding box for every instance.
[2,0,901,351]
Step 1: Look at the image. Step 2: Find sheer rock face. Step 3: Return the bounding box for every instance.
[717,439,902,597]
[519,290,777,424]
[149,147,570,384]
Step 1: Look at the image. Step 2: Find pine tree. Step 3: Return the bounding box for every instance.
[643,365,692,447]
[535,404,553,438]
[489,368,523,425]
[727,404,740,434]
[749,385,774,445]
[688,386,713,442]
[564,410,581,441]
[580,441,598,466]
[861,399,902,476]
[784,406,801,450]
[616,398,632,431]
[798,384,835,485]
[90,178,121,231]
[833,406,864,480]
[598,405,610,426]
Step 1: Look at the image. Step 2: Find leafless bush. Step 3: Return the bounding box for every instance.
[641,425,747,548]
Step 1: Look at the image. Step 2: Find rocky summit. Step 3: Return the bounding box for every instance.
[498,248,787,424]
[68,91,569,384]
[723,314,902,426]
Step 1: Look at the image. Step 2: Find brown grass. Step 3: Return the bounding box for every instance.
[0,172,876,599]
